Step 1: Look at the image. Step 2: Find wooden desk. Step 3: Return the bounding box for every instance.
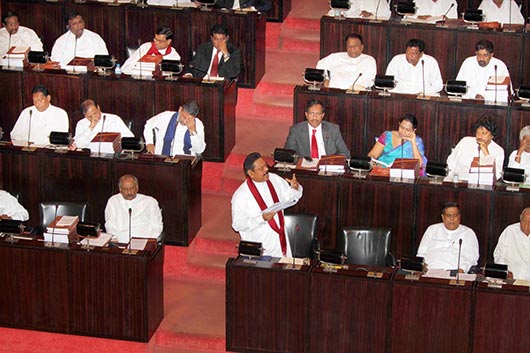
[0,145,202,246]
[0,238,164,342]
[0,68,236,162]
[0,0,265,87]
[320,17,529,86]
[267,0,291,22]
[226,257,310,353]
[391,275,474,353]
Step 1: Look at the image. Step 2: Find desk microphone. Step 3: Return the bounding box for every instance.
[73,36,78,74]
[7,33,11,69]
[292,223,300,266]
[350,72,362,91]
[137,39,143,77]
[51,203,58,246]
[374,231,382,267]
[26,109,33,148]
[421,59,426,98]
[456,238,463,282]
[127,207,132,254]
[508,0,512,30]
[441,3,454,21]
[374,0,382,20]
[97,115,106,156]
[477,143,481,186]
[400,138,405,181]
[494,64,498,104]
[189,64,210,81]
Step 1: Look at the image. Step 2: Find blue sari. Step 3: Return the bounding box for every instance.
[377,131,428,174]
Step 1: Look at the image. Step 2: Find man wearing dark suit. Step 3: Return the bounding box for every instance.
[184,23,241,80]
[284,99,351,159]
[215,0,272,12]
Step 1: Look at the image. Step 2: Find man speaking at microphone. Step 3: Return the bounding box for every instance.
[417,202,479,273]
[231,152,303,257]
[72,99,134,149]
[385,38,443,95]
[10,84,69,146]
[50,11,108,68]
[105,174,163,244]
[316,33,376,90]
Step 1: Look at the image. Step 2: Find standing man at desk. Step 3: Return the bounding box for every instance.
[10,84,69,146]
[385,38,443,95]
[72,99,134,149]
[232,152,303,257]
[0,11,43,58]
[121,26,181,75]
[50,11,109,68]
[284,99,351,159]
[105,174,163,244]
[417,202,479,273]
[494,207,530,280]
[456,39,511,101]
[478,0,525,25]
[0,190,29,221]
[184,24,241,80]
[143,100,206,157]
[316,33,377,90]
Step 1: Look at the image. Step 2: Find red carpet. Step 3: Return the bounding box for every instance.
[0,0,328,351]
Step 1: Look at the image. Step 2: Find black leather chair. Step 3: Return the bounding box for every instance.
[39,202,88,230]
[339,227,395,267]
[284,212,319,258]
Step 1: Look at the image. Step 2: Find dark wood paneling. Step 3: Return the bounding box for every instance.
[267,0,291,22]
[0,70,23,141]
[391,279,473,353]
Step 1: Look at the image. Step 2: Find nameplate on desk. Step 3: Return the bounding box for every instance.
[164,157,180,164]
[449,278,466,286]
[367,271,384,279]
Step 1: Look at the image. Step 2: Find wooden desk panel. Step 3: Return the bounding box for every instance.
[226,258,310,353]
[391,278,473,353]
[267,0,291,22]
[309,268,391,353]
[0,70,23,141]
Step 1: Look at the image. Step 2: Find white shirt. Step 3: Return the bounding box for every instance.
[74,113,134,149]
[478,0,525,25]
[143,111,206,156]
[494,223,530,280]
[411,0,458,19]
[0,190,29,221]
[10,104,69,146]
[385,53,443,95]
[456,56,511,100]
[105,193,163,243]
[508,150,530,184]
[0,26,43,58]
[121,42,181,75]
[417,223,479,272]
[316,52,377,90]
[446,136,505,180]
[51,29,109,68]
[328,0,391,20]
[232,173,303,257]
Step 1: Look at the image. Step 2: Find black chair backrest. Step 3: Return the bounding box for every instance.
[39,202,88,229]
[284,212,318,258]
[340,227,392,266]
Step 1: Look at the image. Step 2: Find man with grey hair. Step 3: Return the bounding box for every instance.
[105,174,163,243]
[508,126,530,184]
[494,208,530,280]
[143,100,206,157]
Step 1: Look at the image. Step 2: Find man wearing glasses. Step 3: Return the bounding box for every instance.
[417,202,479,273]
[121,26,180,75]
[284,99,351,159]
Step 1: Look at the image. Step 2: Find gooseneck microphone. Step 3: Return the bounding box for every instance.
[400,138,405,181]
[456,238,463,282]
[494,64,498,104]
[97,115,106,156]
[27,109,33,148]
[73,36,78,74]
[374,0,382,21]
[127,207,132,253]
[51,203,58,246]
[442,3,454,21]
[421,59,426,98]
[7,33,11,69]
[137,39,143,77]
[477,143,481,186]
[189,63,210,82]
[351,72,363,91]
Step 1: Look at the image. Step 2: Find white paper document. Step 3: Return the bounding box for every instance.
[80,232,112,247]
[262,200,297,214]
[129,238,148,251]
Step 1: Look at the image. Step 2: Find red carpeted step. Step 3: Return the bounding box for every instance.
[265,22,281,49]
[155,332,226,352]
[283,17,321,31]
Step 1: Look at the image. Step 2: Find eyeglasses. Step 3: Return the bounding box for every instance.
[443,213,460,220]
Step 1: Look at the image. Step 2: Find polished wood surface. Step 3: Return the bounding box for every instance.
[0,145,202,245]
[267,0,291,22]
[0,68,236,161]
[294,85,525,164]
[0,0,265,87]
[226,257,310,353]
[0,238,164,342]
[320,17,530,86]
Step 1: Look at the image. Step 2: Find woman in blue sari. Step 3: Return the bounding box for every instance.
[367,114,428,173]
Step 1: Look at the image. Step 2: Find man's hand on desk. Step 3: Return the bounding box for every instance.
[0,214,12,220]
[146,144,156,154]
[475,94,485,100]
[183,73,193,78]
[360,11,373,17]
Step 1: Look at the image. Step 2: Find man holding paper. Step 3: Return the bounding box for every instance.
[231,152,303,257]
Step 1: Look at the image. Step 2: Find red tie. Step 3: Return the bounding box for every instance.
[311,129,319,159]
[210,49,220,77]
